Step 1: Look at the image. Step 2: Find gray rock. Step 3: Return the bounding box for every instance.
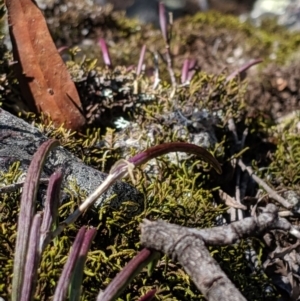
[0,108,144,214]
[250,0,300,31]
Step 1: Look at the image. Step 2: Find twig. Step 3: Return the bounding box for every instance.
[238,160,293,209]
[278,210,297,217]
[235,128,248,220]
[227,117,248,221]
[218,189,247,210]
[140,204,294,301]
[0,178,49,193]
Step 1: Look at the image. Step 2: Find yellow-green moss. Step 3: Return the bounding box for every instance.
[0,152,278,300]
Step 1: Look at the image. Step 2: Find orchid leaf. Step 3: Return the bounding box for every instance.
[53,227,86,301]
[97,248,160,301]
[99,38,112,68]
[69,228,97,301]
[40,169,63,253]
[20,213,42,301]
[12,139,59,301]
[129,142,222,174]
[137,289,157,301]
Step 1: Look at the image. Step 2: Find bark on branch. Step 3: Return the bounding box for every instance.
[140,204,295,301]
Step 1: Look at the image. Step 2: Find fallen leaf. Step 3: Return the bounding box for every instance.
[5,0,86,131]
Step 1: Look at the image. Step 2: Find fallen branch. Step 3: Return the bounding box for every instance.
[140,204,298,301]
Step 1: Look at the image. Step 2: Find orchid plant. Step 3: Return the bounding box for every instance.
[11,139,221,301]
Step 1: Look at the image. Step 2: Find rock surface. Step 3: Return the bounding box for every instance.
[0,108,144,214]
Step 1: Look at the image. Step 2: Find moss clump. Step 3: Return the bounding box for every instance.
[263,115,300,194]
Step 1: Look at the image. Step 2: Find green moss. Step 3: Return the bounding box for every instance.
[0,152,279,300]
[262,114,300,192]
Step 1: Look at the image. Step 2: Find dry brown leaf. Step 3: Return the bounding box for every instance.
[5,0,86,131]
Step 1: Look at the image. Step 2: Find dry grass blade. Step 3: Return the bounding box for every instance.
[238,160,292,209]
[5,0,86,130]
[219,189,247,210]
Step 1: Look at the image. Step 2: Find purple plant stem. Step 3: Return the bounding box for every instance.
[164,46,176,87]
[97,248,160,301]
[187,59,197,82]
[152,51,160,89]
[40,169,63,253]
[70,228,97,301]
[20,213,42,301]
[129,142,222,174]
[138,289,157,301]
[98,38,112,68]
[57,46,69,54]
[181,59,189,84]
[225,58,263,83]
[53,227,87,301]
[159,2,176,87]
[181,59,197,84]
[12,139,59,301]
[137,45,146,76]
[159,2,168,43]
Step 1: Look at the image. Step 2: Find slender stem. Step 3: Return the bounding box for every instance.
[238,160,292,209]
